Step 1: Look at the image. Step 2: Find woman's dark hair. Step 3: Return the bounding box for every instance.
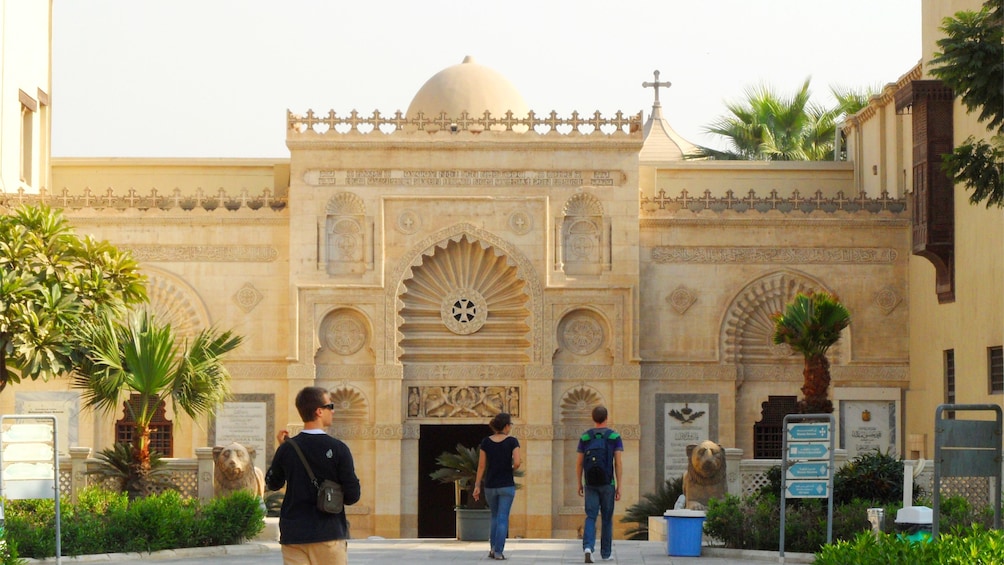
[489,412,512,433]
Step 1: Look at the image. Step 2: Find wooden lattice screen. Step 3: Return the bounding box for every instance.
[753,395,798,459]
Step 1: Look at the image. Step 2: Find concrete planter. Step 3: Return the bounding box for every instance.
[455,507,491,541]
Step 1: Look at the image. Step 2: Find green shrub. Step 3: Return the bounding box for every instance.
[193,490,265,546]
[933,495,996,533]
[833,451,910,505]
[814,526,1004,565]
[5,488,264,558]
[705,492,902,553]
[619,476,684,540]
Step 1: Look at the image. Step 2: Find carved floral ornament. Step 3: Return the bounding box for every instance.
[667,286,697,314]
[232,282,264,313]
[874,286,903,315]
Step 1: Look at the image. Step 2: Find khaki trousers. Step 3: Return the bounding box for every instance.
[281,539,348,565]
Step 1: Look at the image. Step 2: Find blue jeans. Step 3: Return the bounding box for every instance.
[485,485,515,556]
[583,484,615,559]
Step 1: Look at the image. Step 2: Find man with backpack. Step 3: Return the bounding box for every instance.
[576,405,623,563]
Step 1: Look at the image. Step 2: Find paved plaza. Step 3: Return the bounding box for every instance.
[23,539,814,564]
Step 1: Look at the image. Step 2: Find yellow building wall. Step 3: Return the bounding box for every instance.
[0,0,52,194]
[904,0,1004,457]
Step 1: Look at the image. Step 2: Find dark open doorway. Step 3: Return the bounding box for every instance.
[418,423,491,538]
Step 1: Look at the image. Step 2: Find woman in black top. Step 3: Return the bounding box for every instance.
[473,412,521,561]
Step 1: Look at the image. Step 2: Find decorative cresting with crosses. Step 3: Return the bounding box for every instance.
[441,288,488,335]
[642,69,672,107]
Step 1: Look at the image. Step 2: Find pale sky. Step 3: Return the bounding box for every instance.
[51,0,922,158]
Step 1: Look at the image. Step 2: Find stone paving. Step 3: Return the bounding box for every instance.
[23,539,815,564]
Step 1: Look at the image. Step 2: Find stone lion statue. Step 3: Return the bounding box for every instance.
[682,440,727,510]
[213,442,265,499]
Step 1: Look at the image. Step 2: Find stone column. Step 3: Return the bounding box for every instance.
[523,364,554,538]
[68,446,91,503]
[374,364,406,537]
[725,448,744,497]
[196,447,216,503]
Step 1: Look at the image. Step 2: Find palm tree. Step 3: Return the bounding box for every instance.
[688,80,876,161]
[771,292,850,414]
[73,310,243,497]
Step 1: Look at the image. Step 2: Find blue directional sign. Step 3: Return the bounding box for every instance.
[786,461,830,480]
[786,423,831,442]
[787,442,830,460]
[786,480,829,498]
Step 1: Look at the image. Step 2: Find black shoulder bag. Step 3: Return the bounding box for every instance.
[287,437,344,514]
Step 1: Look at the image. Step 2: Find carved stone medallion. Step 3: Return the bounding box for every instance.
[508,210,532,235]
[396,209,421,234]
[320,311,367,355]
[562,316,603,355]
[441,288,488,335]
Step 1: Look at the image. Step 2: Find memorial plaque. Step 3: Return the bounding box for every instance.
[15,392,79,457]
[215,402,267,471]
[659,396,715,482]
[840,400,896,458]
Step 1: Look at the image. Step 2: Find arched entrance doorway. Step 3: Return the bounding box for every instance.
[417,423,491,538]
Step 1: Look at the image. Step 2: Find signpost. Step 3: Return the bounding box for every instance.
[780,414,834,561]
[786,461,830,480]
[0,415,61,564]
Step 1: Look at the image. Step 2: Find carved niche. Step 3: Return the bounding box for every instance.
[560,193,608,276]
[323,192,369,275]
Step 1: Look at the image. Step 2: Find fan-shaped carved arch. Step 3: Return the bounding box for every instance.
[559,386,604,424]
[396,233,530,364]
[328,385,368,421]
[326,192,366,215]
[562,192,604,216]
[385,223,542,364]
[721,270,844,364]
[140,267,211,343]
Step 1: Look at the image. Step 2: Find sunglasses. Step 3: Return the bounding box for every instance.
[320,403,335,411]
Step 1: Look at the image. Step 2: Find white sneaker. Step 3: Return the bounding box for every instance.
[584,548,593,563]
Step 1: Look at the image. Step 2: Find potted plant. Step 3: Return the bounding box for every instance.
[429,443,525,541]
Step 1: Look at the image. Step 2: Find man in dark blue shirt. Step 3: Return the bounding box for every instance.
[266,387,361,565]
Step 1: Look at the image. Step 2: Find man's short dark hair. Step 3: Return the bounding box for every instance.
[592,405,608,424]
[295,386,329,422]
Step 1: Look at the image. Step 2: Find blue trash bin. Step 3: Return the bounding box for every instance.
[663,509,706,557]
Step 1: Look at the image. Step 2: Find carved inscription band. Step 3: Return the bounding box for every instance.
[651,246,898,264]
[305,169,619,188]
[123,245,279,262]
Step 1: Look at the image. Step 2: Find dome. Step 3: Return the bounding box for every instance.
[406,56,529,121]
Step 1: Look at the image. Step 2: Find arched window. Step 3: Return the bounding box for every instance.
[115,394,174,456]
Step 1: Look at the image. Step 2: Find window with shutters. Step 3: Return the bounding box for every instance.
[115,394,174,456]
[753,395,798,459]
[989,346,1003,395]
[944,349,955,419]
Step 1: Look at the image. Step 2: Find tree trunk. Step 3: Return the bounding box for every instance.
[798,354,833,413]
[129,425,155,498]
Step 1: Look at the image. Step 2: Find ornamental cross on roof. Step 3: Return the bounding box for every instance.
[642,70,672,107]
